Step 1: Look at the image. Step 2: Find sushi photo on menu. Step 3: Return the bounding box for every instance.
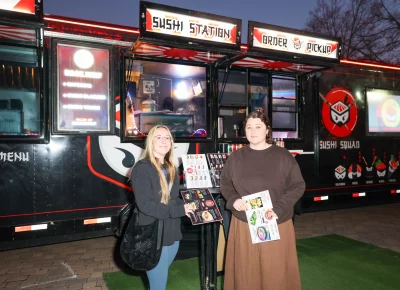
[181,189,223,225]
[242,190,280,244]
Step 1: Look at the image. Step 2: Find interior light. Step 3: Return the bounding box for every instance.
[356,91,361,100]
[175,82,189,100]
[74,49,94,69]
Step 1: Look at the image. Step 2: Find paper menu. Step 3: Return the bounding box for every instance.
[242,190,280,244]
[181,154,213,189]
[206,153,229,170]
[181,188,223,225]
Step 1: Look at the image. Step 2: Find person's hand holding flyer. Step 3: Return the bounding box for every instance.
[242,190,280,244]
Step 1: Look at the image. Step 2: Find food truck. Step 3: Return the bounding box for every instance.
[1,0,400,258]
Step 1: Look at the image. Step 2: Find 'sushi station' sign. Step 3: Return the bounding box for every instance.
[0,0,35,14]
[252,26,339,59]
[144,8,238,45]
[57,44,110,132]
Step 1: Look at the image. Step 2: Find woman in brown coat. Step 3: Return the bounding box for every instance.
[220,111,305,290]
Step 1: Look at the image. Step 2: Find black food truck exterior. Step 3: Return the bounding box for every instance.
[0,0,400,256]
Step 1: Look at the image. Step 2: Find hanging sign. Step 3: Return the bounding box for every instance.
[0,0,35,15]
[252,27,338,59]
[248,21,340,62]
[140,1,241,48]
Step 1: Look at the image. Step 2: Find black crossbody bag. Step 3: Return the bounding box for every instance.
[119,208,164,271]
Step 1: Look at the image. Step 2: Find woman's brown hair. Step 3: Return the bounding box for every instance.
[244,111,273,144]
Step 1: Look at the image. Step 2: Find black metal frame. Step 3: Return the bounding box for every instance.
[0,23,46,143]
[50,38,115,135]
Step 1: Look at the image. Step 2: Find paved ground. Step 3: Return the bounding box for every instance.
[0,203,399,289]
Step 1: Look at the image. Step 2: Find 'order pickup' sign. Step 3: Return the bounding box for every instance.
[252,26,339,60]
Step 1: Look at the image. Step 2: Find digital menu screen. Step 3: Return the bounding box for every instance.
[56,44,110,133]
[367,88,400,134]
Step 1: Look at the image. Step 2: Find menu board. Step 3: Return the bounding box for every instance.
[181,188,223,225]
[56,44,110,133]
[206,153,229,187]
[182,154,213,189]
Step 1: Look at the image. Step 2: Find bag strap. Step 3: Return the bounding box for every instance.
[156,219,164,250]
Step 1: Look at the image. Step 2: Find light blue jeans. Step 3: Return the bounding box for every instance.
[146,241,180,290]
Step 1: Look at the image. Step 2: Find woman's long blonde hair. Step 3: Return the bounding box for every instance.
[140,125,176,204]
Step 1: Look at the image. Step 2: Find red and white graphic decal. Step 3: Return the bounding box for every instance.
[0,25,36,42]
[0,0,35,14]
[252,27,338,59]
[145,8,237,45]
[135,43,224,63]
[232,57,323,73]
[98,135,189,178]
[321,87,358,137]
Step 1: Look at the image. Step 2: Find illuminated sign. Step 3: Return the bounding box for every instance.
[0,0,35,14]
[252,27,339,60]
[57,44,110,132]
[140,2,241,47]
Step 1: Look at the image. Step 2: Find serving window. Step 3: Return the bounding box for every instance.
[123,59,209,141]
[0,44,42,140]
[52,42,112,134]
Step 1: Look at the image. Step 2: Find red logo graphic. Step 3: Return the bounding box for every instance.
[292,37,303,50]
[321,87,358,137]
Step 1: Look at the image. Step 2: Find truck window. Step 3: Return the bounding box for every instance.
[271,76,297,138]
[124,59,208,139]
[0,44,40,137]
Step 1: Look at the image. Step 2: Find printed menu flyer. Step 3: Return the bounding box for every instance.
[206,153,229,187]
[181,154,213,189]
[181,188,223,225]
[242,190,280,244]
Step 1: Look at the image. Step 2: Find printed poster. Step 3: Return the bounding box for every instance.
[182,154,213,189]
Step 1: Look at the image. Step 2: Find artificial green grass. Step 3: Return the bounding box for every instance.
[104,234,400,290]
[297,234,400,290]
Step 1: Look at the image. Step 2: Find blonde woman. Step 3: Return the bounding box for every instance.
[130,125,194,290]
